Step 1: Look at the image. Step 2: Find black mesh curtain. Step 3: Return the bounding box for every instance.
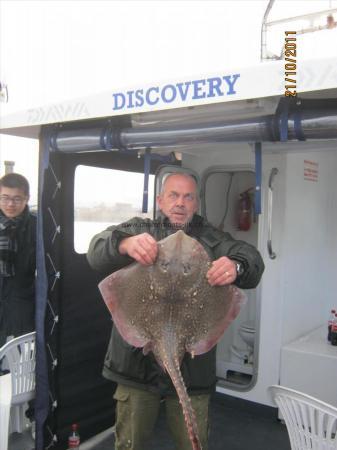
[35,128,116,450]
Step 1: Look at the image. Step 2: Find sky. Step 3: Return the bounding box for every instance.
[0,0,336,204]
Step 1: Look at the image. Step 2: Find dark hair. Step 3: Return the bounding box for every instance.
[0,173,30,196]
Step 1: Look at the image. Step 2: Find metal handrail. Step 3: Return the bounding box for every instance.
[267,168,278,260]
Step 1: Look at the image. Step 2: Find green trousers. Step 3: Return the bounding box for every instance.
[113,384,210,450]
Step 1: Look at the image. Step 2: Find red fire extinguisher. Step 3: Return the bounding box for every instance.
[238,189,253,231]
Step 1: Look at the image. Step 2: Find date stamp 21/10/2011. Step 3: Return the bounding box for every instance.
[284,31,297,97]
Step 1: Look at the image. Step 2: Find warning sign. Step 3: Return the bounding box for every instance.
[304,160,318,182]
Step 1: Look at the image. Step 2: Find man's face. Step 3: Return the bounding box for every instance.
[0,187,29,218]
[157,175,198,227]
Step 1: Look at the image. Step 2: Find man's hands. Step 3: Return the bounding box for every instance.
[206,256,237,286]
[118,233,158,265]
[119,235,237,286]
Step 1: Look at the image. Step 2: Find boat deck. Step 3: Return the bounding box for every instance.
[9,392,290,450]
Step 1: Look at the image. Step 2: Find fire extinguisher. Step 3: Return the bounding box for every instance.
[238,189,253,231]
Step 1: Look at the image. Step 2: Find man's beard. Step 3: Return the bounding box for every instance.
[167,214,192,230]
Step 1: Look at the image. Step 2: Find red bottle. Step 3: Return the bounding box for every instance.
[68,423,80,449]
[331,314,337,346]
[328,309,336,341]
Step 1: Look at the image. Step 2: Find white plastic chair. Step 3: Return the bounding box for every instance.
[0,373,12,450]
[0,331,36,433]
[269,385,337,450]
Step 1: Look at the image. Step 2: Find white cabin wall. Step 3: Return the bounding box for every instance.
[181,146,337,406]
[280,149,337,344]
[326,150,337,313]
[183,147,281,405]
[251,149,337,404]
[253,152,287,405]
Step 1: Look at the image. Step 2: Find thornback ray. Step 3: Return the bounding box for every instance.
[99,230,246,450]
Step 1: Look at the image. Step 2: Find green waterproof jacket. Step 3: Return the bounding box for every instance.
[87,214,264,396]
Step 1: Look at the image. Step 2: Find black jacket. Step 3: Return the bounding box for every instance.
[87,214,264,395]
[0,211,36,347]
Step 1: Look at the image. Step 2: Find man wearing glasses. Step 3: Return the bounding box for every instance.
[0,173,36,348]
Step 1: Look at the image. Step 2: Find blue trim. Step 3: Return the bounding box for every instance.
[142,148,151,213]
[50,129,59,152]
[293,110,306,141]
[101,125,113,149]
[279,104,289,142]
[254,142,262,215]
[35,126,53,450]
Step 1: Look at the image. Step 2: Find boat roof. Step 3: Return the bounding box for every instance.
[0,56,337,139]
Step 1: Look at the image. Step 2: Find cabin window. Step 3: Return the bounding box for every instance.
[74,165,155,253]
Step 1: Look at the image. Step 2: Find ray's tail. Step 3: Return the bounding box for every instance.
[162,352,203,450]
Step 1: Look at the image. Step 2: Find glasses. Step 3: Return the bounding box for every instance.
[0,195,26,205]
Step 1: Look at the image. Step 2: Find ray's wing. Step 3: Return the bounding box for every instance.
[185,284,246,355]
[99,262,154,347]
